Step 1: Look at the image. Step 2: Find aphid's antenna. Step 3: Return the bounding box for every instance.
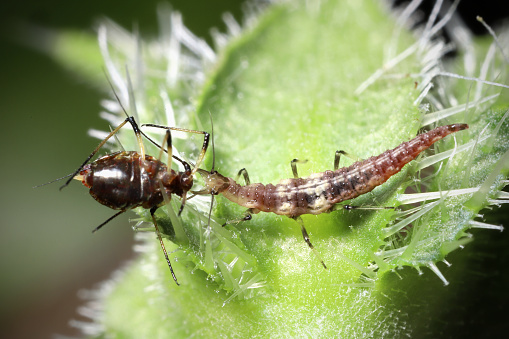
[103,68,130,120]
[111,125,126,152]
[106,67,146,159]
[33,172,75,188]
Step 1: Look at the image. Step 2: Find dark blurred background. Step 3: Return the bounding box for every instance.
[0,1,507,338]
[0,1,243,338]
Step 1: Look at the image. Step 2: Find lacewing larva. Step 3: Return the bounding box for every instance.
[195,124,469,268]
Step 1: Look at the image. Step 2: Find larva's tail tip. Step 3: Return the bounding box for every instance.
[449,123,469,131]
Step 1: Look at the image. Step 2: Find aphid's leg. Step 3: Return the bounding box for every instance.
[154,129,173,174]
[154,129,188,217]
[334,150,362,170]
[61,117,134,190]
[236,168,251,185]
[91,210,127,233]
[150,206,180,285]
[142,124,210,175]
[139,130,190,170]
[290,159,308,178]
[178,195,188,216]
[165,130,173,169]
[293,216,327,269]
[222,208,254,226]
[104,70,145,159]
[126,117,146,160]
[153,128,188,213]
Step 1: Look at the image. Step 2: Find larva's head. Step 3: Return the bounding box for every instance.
[194,169,231,195]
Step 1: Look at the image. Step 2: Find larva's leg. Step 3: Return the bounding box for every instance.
[334,150,362,170]
[293,216,327,269]
[222,208,254,226]
[236,168,251,185]
[290,159,308,178]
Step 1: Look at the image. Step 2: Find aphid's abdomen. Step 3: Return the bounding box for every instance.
[82,151,168,210]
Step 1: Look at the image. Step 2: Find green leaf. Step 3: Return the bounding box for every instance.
[51,0,509,337]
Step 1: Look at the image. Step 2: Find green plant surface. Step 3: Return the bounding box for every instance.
[51,0,509,337]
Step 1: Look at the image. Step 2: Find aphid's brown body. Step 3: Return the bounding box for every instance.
[37,75,213,285]
[60,113,209,285]
[79,151,192,211]
[203,124,468,218]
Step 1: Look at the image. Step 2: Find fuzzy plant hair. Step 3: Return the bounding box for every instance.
[48,0,509,337]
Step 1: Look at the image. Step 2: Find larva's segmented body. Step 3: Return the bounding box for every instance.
[195,123,469,269]
[200,124,468,218]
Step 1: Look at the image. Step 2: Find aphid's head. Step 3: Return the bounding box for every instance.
[174,171,194,217]
[160,171,195,217]
[194,169,230,195]
[180,172,194,193]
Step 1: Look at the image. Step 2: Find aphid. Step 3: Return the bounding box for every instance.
[195,124,469,268]
[40,91,210,285]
